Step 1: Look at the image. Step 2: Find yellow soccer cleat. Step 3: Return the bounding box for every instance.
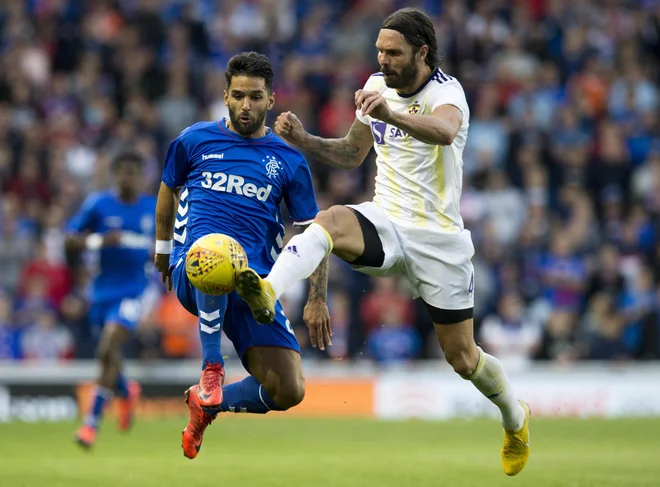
[501,400,531,476]
[236,268,276,324]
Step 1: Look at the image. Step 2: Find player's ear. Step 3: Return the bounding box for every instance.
[224,90,229,106]
[418,45,429,63]
[267,92,275,110]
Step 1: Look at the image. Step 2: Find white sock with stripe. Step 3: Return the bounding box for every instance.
[267,223,333,299]
[465,348,526,431]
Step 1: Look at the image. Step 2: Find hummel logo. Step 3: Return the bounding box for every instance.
[284,245,299,256]
[202,153,224,160]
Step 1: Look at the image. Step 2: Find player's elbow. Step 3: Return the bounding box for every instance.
[438,132,455,146]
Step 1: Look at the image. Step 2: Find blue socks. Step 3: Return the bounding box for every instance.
[198,297,228,368]
[84,386,113,430]
[218,376,281,414]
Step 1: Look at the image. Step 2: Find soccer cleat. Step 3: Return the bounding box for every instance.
[117,380,142,432]
[236,268,276,324]
[197,362,225,410]
[182,385,216,459]
[501,400,531,476]
[75,425,96,449]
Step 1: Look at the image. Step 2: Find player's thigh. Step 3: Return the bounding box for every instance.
[224,298,302,379]
[313,205,365,262]
[403,229,475,321]
[335,201,404,275]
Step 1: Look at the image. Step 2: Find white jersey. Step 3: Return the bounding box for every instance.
[356,68,470,233]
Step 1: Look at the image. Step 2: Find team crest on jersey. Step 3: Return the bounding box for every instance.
[263,155,282,179]
[408,103,420,115]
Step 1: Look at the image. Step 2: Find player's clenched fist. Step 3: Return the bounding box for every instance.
[274,111,305,145]
[355,89,392,123]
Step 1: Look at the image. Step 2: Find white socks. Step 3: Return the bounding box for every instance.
[267,223,333,299]
[465,348,526,431]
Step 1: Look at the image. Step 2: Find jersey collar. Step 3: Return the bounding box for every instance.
[218,118,273,143]
[395,67,438,99]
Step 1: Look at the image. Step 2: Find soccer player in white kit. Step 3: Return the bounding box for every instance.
[235,7,531,476]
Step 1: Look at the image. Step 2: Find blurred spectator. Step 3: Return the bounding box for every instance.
[480,292,541,369]
[20,310,74,362]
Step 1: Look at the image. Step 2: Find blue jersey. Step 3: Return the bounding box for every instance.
[67,190,157,304]
[163,119,319,275]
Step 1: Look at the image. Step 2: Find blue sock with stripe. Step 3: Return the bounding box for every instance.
[197,296,228,369]
[217,375,282,413]
[84,386,113,430]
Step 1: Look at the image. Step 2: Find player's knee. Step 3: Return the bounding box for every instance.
[270,380,305,411]
[313,206,348,242]
[444,347,477,378]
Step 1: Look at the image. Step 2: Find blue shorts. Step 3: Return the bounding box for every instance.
[171,260,300,369]
[89,292,146,334]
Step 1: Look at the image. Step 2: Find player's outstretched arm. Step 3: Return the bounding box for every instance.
[275,112,373,169]
[154,182,180,291]
[303,255,332,351]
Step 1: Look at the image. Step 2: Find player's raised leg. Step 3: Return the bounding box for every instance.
[434,317,530,476]
[76,322,132,448]
[238,205,364,323]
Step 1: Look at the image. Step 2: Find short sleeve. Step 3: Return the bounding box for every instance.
[284,159,319,226]
[355,73,386,125]
[162,137,190,189]
[427,79,469,119]
[67,194,99,233]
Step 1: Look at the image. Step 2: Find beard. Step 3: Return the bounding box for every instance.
[382,60,418,90]
[228,106,267,136]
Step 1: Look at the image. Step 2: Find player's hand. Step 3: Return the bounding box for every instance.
[303,299,332,351]
[274,111,305,145]
[102,231,122,247]
[154,253,173,292]
[355,89,392,123]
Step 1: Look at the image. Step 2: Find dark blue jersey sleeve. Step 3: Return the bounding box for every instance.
[67,194,100,233]
[284,159,319,226]
[162,137,190,189]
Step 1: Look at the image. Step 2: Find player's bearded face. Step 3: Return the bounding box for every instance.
[225,76,274,137]
[381,53,418,90]
[228,103,267,136]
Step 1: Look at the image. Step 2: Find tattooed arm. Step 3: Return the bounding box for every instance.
[154,182,180,291]
[303,255,332,350]
[308,256,329,301]
[155,182,179,241]
[275,114,373,169]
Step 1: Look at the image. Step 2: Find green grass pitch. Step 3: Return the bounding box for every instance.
[2,416,660,486]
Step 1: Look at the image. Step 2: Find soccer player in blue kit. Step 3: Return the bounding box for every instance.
[153,52,331,459]
[68,152,156,448]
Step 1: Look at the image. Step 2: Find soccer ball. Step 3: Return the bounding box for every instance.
[185,233,248,295]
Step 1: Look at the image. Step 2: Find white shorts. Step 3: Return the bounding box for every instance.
[347,202,475,311]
